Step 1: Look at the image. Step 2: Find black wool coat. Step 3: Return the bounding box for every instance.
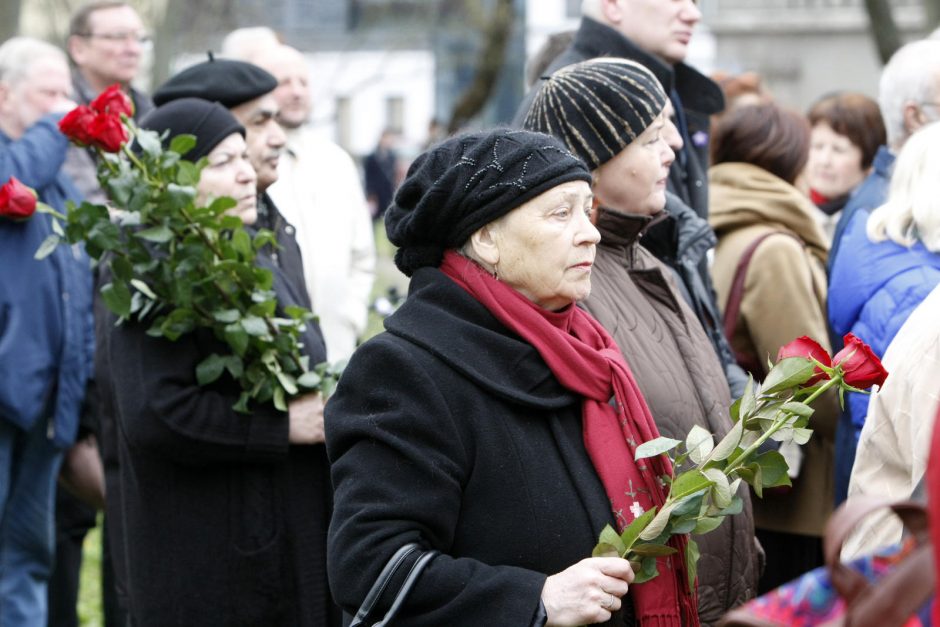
[325,268,636,627]
[103,229,337,627]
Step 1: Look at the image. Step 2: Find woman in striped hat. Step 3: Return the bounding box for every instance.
[524,58,762,624]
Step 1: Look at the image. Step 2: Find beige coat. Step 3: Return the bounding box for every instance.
[842,284,940,558]
[709,162,839,537]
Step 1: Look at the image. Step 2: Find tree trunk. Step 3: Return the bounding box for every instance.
[863,0,902,64]
[0,0,22,45]
[925,0,940,35]
[446,0,515,133]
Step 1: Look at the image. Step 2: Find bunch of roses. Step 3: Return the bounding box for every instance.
[0,176,38,221]
[58,84,132,153]
[594,333,888,587]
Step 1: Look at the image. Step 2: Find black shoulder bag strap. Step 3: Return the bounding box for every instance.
[349,543,439,627]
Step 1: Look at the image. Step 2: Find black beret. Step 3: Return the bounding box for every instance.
[138,98,245,162]
[153,58,278,108]
[385,128,592,277]
[523,58,667,170]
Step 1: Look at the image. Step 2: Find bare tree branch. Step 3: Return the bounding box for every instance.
[863,0,902,64]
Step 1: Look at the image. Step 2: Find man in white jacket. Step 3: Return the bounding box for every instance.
[251,42,376,363]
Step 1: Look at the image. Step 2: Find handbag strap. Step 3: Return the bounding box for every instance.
[823,497,933,626]
[723,231,803,376]
[349,543,439,627]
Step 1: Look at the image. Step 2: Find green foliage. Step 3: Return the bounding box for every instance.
[594,354,855,587]
[39,121,341,412]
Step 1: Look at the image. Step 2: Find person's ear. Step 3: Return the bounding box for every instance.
[601,0,625,24]
[903,101,928,138]
[468,223,500,269]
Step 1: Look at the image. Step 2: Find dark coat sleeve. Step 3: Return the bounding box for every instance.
[108,321,289,466]
[325,336,546,627]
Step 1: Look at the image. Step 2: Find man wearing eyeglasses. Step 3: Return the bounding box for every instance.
[51,4,154,627]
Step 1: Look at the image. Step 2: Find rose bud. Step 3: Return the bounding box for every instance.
[89,113,129,153]
[777,336,832,386]
[0,177,38,221]
[58,105,97,146]
[90,84,134,118]
[833,333,888,389]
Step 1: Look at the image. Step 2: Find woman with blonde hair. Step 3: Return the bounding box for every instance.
[829,121,940,507]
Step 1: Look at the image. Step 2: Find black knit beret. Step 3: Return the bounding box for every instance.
[523,58,667,170]
[138,98,245,162]
[152,58,278,108]
[385,128,592,277]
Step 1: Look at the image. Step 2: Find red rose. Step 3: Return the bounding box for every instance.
[90,84,134,118]
[58,105,97,145]
[0,177,38,221]
[777,336,832,386]
[88,113,129,153]
[833,333,888,389]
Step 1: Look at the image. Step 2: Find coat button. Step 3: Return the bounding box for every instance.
[285,225,295,235]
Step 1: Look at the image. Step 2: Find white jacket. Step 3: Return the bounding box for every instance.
[842,283,940,558]
[268,128,376,362]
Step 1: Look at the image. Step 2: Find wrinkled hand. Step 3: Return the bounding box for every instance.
[542,557,633,626]
[288,393,325,444]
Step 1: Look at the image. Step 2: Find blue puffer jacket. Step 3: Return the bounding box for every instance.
[828,207,940,440]
[0,115,93,448]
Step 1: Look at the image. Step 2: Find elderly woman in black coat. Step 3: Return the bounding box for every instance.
[98,98,337,627]
[326,130,699,627]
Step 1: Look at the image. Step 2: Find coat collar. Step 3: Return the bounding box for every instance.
[572,17,724,115]
[385,267,577,410]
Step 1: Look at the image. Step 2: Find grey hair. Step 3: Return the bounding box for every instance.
[867,121,940,252]
[0,37,67,88]
[878,39,940,150]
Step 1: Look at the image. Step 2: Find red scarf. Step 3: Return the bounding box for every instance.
[440,251,698,627]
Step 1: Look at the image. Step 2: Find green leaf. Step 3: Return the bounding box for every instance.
[708,417,743,462]
[685,539,700,590]
[34,234,61,260]
[740,375,757,418]
[169,133,197,156]
[762,357,817,394]
[213,309,241,324]
[670,470,714,500]
[791,427,813,445]
[686,425,713,465]
[634,437,681,461]
[670,492,705,518]
[599,525,627,556]
[166,183,196,209]
[111,256,133,282]
[639,502,675,541]
[619,508,656,552]
[703,468,732,509]
[233,391,251,414]
[275,370,298,396]
[629,543,677,557]
[717,496,744,516]
[241,315,269,337]
[297,370,323,389]
[135,225,174,243]
[161,308,196,341]
[273,385,287,412]
[231,229,252,260]
[130,279,158,300]
[208,196,236,215]
[592,543,621,558]
[692,516,723,535]
[176,161,200,187]
[136,128,162,157]
[754,450,792,488]
[781,401,814,418]
[100,281,132,317]
[225,324,250,357]
[668,518,697,535]
[223,355,244,379]
[196,353,226,385]
[631,556,659,584]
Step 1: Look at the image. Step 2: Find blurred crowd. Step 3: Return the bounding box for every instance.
[2,0,940,626]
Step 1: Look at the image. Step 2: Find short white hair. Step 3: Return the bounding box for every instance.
[878,39,940,150]
[220,27,280,62]
[0,37,66,88]
[867,121,940,252]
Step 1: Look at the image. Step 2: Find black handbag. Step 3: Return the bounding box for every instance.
[348,543,439,627]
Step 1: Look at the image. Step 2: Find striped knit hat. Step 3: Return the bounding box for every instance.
[522,58,668,170]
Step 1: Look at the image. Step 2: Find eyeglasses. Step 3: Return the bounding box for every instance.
[79,32,153,46]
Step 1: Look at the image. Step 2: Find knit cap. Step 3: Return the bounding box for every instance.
[385,128,592,276]
[523,58,667,170]
[138,98,245,161]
